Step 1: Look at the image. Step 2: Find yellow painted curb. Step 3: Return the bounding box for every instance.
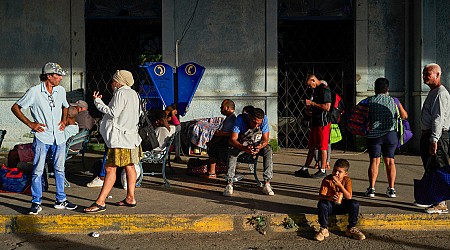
[270,214,450,232]
[0,214,234,234]
[1,213,450,234]
[358,214,450,230]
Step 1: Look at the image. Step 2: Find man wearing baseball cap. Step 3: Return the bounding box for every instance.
[70,100,95,130]
[11,62,77,215]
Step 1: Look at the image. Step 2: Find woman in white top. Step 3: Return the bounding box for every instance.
[84,70,142,213]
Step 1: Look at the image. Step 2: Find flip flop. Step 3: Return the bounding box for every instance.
[116,199,137,207]
[84,203,106,213]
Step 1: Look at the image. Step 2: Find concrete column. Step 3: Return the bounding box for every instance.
[162,0,176,67]
[355,0,370,103]
[266,0,278,140]
[70,0,86,94]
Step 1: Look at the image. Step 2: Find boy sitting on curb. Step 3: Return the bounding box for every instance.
[315,159,366,241]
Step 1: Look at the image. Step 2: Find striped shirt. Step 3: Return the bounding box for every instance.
[366,94,397,138]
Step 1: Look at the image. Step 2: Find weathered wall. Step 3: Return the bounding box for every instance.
[355,0,406,99]
[367,0,406,94]
[0,0,85,148]
[436,0,450,84]
[163,0,278,138]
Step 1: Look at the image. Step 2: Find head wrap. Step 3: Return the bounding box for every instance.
[112,70,134,87]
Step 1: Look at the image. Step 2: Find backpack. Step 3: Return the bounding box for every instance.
[347,99,369,136]
[330,92,345,124]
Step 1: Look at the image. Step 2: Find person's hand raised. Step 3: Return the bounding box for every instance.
[93,91,102,99]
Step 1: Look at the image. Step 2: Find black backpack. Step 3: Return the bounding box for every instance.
[330,91,345,124]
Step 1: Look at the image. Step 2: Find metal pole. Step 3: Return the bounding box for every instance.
[174,40,182,162]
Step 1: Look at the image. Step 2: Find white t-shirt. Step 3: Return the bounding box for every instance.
[154,125,176,151]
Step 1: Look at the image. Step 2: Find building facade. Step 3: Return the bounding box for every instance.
[0,0,448,153]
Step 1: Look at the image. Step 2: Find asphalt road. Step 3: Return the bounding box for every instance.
[1,230,449,250]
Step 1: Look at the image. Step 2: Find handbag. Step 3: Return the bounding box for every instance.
[329,123,342,144]
[394,98,413,148]
[137,97,159,151]
[414,164,450,205]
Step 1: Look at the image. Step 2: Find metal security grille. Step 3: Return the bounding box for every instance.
[85,0,162,118]
[85,18,162,118]
[278,62,344,148]
[278,20,354,149]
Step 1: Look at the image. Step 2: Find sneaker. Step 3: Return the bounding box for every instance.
[425,201,448,214]
[29,203,42,215]
[311,170,326,179]
[314,227,329,241]
[54,200,78,210]
[262,183,275,196]
[86,176,104,187]
[223,184,233,197]
[413,201,432,208]
[345,227,366,240]
[386,187,396,198]
[294,168,310,178]
[364,187,375,198]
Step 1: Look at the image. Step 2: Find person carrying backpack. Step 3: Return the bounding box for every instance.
[313,80,344,170]
[364,78,404,198]
[295,75,332,179]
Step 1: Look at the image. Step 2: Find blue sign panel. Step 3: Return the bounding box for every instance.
[142,62,174,107]
[177,62,205,116]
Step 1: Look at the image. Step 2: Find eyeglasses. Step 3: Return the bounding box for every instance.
[48,95,55,108]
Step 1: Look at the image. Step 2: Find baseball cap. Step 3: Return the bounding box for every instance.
[42,62,66,76]
[70,100,88,109]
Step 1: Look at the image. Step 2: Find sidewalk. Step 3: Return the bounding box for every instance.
[0,149,449,234]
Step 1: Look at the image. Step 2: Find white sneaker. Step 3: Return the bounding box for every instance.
[86,176,104,188]
[425,201,448,214]
[262,183,275,196]
[386,187,396,198]
[223,184,233,197]
[414,201,432,208]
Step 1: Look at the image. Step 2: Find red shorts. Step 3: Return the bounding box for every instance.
[308,123,331,150]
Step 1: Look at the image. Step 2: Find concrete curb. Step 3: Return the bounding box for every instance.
[2,213,450,234]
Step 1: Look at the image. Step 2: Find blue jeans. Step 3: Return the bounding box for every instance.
[226,145,273,183]
[31,138,66,204]
[317,199,359,229]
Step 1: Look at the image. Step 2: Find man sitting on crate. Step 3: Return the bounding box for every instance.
[223,107,274,197]
[202,99,237,179]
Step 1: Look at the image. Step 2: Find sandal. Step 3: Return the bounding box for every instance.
[201,173,217,179]
[116,199,137,207]
[84,203,106,213]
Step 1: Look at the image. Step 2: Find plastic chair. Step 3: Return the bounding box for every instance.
[65,129,91,170]
[138,135,175,187]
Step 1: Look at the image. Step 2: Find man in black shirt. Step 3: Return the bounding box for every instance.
[295,74,332,178]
